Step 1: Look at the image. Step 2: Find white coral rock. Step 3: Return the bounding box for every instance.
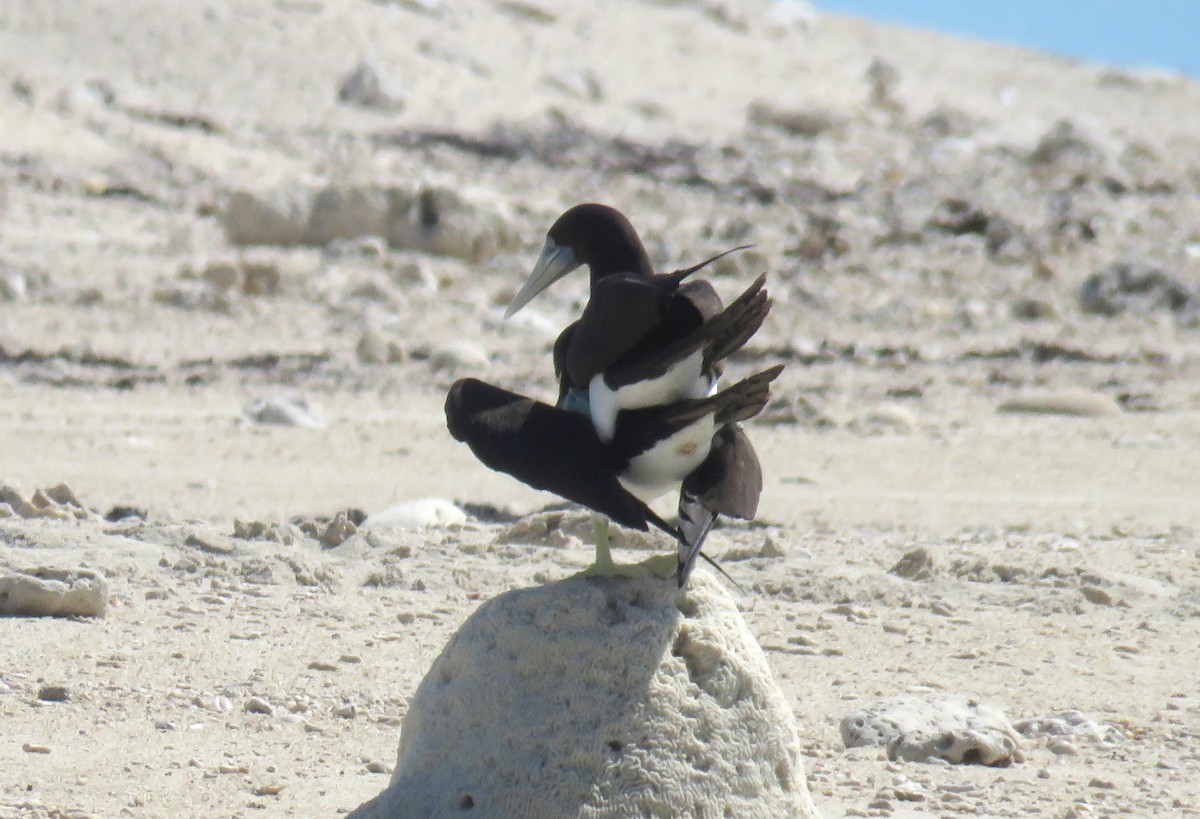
[350,571,818,819]
[0,567,108,618]
[840,695,1023,766]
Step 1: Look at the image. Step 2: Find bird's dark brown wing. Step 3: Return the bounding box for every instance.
[603,273,770,391]
[562,246,758,391]
[563,274,673,389]
[445,378,678,537]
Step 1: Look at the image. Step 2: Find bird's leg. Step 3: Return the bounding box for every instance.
[568,514,677,581]
[591,514,617,575]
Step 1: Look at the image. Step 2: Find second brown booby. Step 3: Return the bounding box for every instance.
[446,365,783,581]
[507,204,765,437]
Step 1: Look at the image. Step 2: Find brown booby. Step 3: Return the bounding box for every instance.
[502,203,779,584]
[507,204,765,438]
[445,366,782,581]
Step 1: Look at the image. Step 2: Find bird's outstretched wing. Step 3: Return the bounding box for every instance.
[445,378,679,537]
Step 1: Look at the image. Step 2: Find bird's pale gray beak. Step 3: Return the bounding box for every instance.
[504,238,579,318]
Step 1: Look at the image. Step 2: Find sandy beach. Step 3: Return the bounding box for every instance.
[2,1,1199,816]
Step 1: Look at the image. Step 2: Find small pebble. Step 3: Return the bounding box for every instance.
[1080,585,1114,605]
[37,685,69,702]
[244,395,324,428]
[889,547,934,580]
[337,59,405,111]
[1049,739,1079,755]
[245,696,274,715]
[747,100,837,137]
[1011,297,1059,321]
[856,404,917,434]
[544,69,604,102]
[497,0,556,21]
[356,329,407,365]
[335,703,358,719]
[241,261,281,296]
[363,498,466,529]
[320,512,358,548]
[892,776,925,802]
[429,340,490,370]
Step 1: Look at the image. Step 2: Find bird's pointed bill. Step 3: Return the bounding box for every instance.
[505,237,579,318]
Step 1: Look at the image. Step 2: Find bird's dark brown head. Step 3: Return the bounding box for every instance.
[505,203,655,318]
[547,203,654,282]
[444,379,472,442]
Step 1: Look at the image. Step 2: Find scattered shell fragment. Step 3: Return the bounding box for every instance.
[244,395,325,428]
[997,390,1122,417]
[363,499,466,529]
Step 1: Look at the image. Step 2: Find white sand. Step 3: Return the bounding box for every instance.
[2,1,1199,816]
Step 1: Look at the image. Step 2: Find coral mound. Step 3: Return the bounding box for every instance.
[350,571,818,819]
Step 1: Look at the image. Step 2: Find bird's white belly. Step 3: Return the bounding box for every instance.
[589,352,711,442]
[617,416,715,502]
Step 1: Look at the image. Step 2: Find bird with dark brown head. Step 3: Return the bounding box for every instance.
[505,203,654,317]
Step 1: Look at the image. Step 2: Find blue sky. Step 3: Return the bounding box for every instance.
[814,1,1200,78]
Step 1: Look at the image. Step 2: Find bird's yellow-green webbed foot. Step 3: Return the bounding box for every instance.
[626,552,679,579]
[569,554,678,581]
[566,515,678,581]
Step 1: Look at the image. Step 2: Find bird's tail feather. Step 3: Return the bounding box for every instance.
[665,245,754,284]
[711,364,784,427]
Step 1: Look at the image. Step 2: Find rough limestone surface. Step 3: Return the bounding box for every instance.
[840,695,1023,767]
[349,571,819,819]
[222,184,517,262]
[0,567,109,618]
